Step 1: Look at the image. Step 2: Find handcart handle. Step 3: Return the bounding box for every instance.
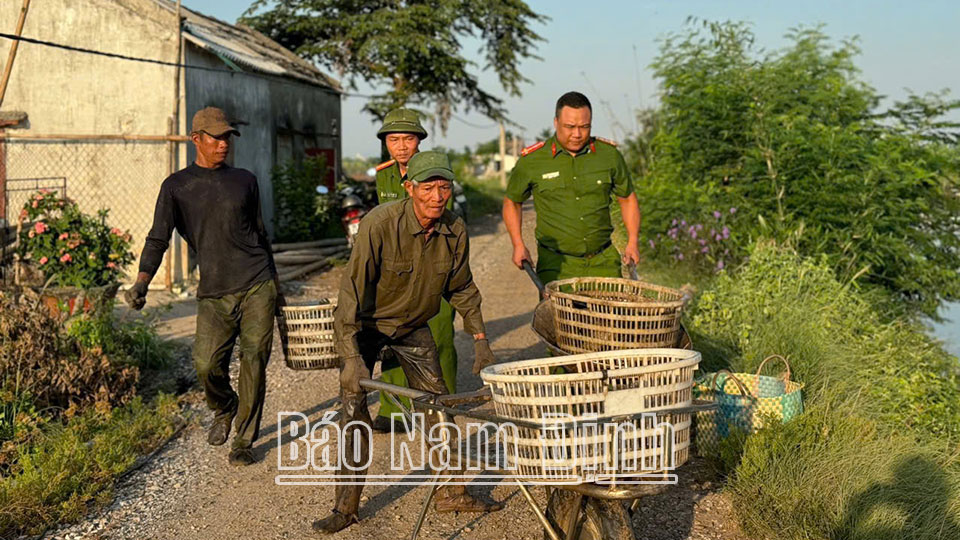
[521,260,546,297]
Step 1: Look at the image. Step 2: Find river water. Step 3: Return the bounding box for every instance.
[931,301,960,358]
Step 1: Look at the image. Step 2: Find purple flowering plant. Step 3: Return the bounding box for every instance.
[648,207,737,272]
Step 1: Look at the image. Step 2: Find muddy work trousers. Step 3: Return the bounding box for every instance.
[192,279,276,449]
[334,326,450,516]
[377,298,457,418]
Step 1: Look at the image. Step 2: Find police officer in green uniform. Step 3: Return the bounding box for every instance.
[372,108,458,432]
[502,92,641,284]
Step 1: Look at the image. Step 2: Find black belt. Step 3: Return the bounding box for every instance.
[538,240,612,259]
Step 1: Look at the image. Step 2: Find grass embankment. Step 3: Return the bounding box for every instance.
[687,243,960,539]
[0,395,182,536]
[1,294,184,538]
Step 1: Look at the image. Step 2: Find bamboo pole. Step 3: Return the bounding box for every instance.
[277,259,331,282]
[0,0,31,109]
[0,133,189,141]
[272,237,347,252]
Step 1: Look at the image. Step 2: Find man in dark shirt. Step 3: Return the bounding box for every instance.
[126,107,281,466]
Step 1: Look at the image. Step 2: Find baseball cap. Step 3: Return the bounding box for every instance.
[191,107,240,137]
[406,151,454,184]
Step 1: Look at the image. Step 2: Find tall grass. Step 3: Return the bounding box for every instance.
[689,242,960,539]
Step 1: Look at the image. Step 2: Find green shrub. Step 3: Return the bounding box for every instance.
[0,394,181,537]
[67,305,175,370]
[272,155,335,242]
[636,21,960,318]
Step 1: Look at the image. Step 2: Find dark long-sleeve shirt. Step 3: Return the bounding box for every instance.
[139,163,276,299]
[333,198,485,359]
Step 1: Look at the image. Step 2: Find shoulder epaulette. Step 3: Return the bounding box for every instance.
[375,159,396,172]
[520,141,544,157]
[595,136,618,147]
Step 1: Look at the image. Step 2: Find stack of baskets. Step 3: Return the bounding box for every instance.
[277,300,339,370]
[545,277,687,354]
[480,275,698,483]
[480,348,700,482]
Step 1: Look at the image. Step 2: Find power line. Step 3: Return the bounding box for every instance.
[0,32,500,124]
[450,115,497,129]
[0,31,236,74]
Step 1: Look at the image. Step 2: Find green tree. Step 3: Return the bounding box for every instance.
[638,20,960,318]
[241,0,546,128]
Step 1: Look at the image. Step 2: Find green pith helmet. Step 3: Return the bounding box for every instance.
[377,108,428,141]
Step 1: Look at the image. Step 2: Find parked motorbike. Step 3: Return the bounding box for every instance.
[451,181,468,223]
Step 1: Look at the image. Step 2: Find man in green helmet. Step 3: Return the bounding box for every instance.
[371,108,458,433]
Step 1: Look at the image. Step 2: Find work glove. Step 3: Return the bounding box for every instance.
[124,280,149,311]
[472,338,497,375]
[339,355,370,394]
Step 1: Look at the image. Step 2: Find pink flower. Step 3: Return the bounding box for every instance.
[39,256,48,265]
[106,262,117,269]
[60,253,72,263]
[59,232,69,240]
[110,228,122,236]
[34,222,47,234]
[19,209,27,220]
[730,207,737,214]
[717,260,725,271]
[33,193,43,201]
[31,200,38,208]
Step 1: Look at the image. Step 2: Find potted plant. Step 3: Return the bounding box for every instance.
[17,190,135,319]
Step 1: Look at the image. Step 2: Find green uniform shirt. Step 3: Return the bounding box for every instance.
[505,136,633,257]
[334,198,485,359]
[375,160,406,204]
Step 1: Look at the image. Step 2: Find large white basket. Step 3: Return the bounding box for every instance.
[480,348,699,483]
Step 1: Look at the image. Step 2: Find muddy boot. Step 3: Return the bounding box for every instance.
[207,409,235,446]
[434,485,504,513]
[312,510,360,534]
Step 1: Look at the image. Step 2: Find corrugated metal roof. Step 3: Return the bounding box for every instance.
[155,1,341,92]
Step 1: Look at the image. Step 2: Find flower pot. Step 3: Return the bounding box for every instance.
[36,282,120,320]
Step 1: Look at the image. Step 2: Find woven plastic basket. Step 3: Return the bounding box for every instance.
[480,348,700,483]
[277,301,339,370]
[545,277,687,354]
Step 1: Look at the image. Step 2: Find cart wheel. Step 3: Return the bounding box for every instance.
[544,490,636,540]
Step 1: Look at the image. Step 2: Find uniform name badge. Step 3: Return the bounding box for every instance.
[541,171,560,180]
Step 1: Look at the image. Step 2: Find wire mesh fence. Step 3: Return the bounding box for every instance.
[1,137,184,285]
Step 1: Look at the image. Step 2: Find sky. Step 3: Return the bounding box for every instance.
[182,0,960,159]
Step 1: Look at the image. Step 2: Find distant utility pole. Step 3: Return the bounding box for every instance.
[499,122,506,189]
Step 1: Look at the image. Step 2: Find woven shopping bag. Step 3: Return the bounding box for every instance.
[693,355,804,454]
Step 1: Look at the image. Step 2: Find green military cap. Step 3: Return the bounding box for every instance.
[406,151,454,184]
[377,108,428,140]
